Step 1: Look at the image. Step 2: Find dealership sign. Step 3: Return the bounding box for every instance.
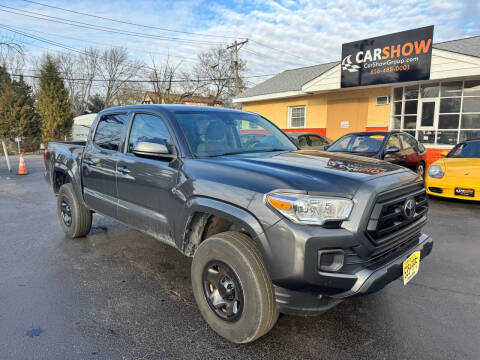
[341,26,434,88]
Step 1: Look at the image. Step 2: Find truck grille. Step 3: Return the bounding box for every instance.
[366,184,428,246]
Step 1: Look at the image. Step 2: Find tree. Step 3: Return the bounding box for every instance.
[10,75,41,139]
[99,47,143,107]
[112,85,145,106]
[148,55,205,104]
[0,68,40,146]
[194,45,246,106]
[56,48,100,116]
[87,93,105,113]
[37,55,73,142]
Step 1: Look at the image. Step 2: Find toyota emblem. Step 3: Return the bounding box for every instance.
[403,198,416,219]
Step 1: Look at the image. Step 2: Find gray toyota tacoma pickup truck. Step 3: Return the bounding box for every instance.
[45,105,433,343]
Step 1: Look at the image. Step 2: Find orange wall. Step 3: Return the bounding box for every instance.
[425,148,449,168]
[241,87,392,132]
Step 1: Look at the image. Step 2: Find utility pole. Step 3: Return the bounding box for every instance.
[227,39,248,98]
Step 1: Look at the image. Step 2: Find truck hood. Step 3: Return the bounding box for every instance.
[191,150,409,197]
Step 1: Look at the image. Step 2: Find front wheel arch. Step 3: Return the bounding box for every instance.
[180,198,274,269]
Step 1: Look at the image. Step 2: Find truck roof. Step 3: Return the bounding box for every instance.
[101,104,244,114]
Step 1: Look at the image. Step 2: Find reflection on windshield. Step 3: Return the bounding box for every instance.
[327,159,389,175]
[328,134,385,153]
[175,111,297,157]
[448,141,480,158]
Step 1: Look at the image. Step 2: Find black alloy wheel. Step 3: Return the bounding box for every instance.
[60,197,72,227]
[202,260,244,322]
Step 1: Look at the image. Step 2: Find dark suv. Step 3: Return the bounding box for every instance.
[45,106,432,343]
[326,131,427,177]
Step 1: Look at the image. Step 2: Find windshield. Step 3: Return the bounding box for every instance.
[447,141,480,158]
[327,134,385,153]
[175,111,297,157]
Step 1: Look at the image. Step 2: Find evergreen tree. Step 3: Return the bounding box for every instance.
[11,76,41,138]
[37,56,73,142]
[0,68,40,142]
[87,93,105,113]
[0,65,13,139]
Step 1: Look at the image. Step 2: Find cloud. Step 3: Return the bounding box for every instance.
[3,0,478,87]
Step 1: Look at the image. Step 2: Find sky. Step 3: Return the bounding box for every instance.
[1,0,479,87]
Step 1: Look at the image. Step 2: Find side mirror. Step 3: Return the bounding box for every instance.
[440,151,449,157]
[323,145,330,151]
[133,140,175,158]
[385,146,400,154]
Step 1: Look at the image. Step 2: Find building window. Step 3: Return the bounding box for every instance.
[391,79,480,145]
[288,106,306,128]
[376,96,390,105]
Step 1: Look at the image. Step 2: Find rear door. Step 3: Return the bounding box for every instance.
[399,133,420,171]
[82,113,130,218]
[116,112,180,245]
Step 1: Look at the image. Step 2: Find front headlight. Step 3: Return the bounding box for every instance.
[266,192,353,225]
[428,164,445,178]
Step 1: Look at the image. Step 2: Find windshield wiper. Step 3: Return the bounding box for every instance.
[252,148,291,153]
[204,148,290,158]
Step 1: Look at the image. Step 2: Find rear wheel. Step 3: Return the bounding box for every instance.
[57,183,92,238]
[191,231,278,343]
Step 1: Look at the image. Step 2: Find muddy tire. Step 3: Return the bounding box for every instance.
[57,183,92,238]
[191,231,278,343]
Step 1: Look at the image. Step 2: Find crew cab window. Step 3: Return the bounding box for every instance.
[309,135,327,146]
[386,135,401,149]
[127,113,173,153]
[94,113,129,151]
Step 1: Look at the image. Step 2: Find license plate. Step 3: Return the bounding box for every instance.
[455,188,475,197]
[403,251,420,285]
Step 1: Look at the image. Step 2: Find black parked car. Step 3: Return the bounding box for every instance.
[325,131,427,177]
[288,132,332,150]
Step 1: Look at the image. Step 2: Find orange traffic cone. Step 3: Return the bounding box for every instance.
[17,154,28,175]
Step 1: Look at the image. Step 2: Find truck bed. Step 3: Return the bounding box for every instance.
[44,141,86,195]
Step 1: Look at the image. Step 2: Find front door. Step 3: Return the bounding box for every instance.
[417,99,439,144]
[82,113,130,218]
[116,113,180,245]
[383,134,405,166]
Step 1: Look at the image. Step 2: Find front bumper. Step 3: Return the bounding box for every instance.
[425,177,480,201]
[274,234,433,316]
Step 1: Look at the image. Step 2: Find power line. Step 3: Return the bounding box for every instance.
[0,5,225,46]
[1,25,275,86]
[20,0,239,40]
[6,24,200,65]
[249,39,313,64]
[9,72,275,83]
[242,47,309,67]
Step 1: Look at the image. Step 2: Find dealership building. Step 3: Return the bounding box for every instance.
[234,29,480,165]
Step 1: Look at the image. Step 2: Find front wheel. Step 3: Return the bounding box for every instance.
[416,162,425,178]
[191,231,278,343]
[57,183,92,238]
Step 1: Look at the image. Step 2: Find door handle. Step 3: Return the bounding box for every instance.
[117,166,131,174]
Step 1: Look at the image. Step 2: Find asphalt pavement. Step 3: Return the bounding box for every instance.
[1,155,479,359]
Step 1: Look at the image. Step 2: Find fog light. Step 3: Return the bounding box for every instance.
[318,250,344,272]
